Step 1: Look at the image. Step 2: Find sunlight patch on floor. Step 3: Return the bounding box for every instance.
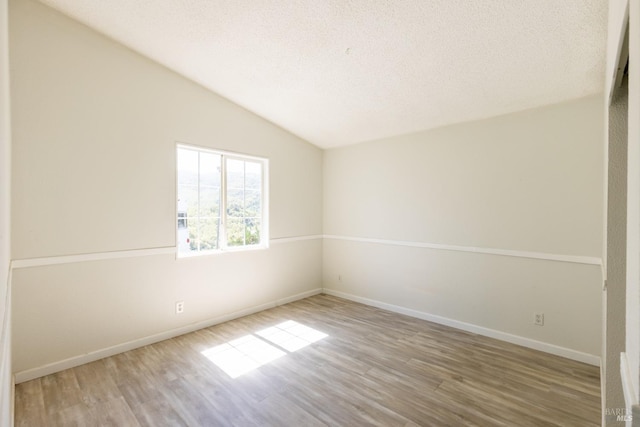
[201,320,328,378]
[257,320,328,352]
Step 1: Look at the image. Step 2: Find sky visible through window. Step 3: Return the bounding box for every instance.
[201,321,328,378]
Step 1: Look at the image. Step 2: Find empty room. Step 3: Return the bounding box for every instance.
[0,0,639,425]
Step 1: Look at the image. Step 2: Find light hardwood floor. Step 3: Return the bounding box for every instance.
[15,294,600,426]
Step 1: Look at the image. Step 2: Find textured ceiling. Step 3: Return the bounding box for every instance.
[38,0,608,148]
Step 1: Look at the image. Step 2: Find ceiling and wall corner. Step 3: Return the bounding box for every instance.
[37,0,608,148]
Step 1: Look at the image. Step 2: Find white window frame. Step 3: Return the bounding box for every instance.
[176,143,269,258]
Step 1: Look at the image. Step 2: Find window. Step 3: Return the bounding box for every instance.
[176,145,268,257]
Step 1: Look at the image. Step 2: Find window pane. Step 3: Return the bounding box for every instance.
[227,217,245,247]
[177,148,199,187]
[245,161,261,190]
[199,218,221,251]
[178,184,198,219]
[200,187,220,218]
[177,217,199,254]
[245,218,261,245]
[177,218,191,254]
[177,149,199,229]
[244,189,261,217]
[227,159,244,189]
[200,152,221,188]
[226,188,244,218]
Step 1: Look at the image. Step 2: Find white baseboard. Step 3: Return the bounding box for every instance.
[323,288,600,366]
[15,286,599,383]
[14,288,322,383]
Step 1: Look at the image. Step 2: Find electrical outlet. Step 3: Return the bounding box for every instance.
[534,312,544,326]
[176,301,185,314]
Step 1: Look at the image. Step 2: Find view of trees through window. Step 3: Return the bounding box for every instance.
[226,159,262,247]
[177,146,264,256]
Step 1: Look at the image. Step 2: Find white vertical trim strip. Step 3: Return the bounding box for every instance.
[621,352,638,410]
[0,266,11,427]
[626,0,640,411]
[0,1,12,422]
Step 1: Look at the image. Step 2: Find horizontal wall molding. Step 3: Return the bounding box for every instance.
[11,247,177,269]
[10,235,600,269]
[323,288,601,366]
[324,234,602,266]
[270,235,323,245]
[14,288,322,383]
[11,235,323,269]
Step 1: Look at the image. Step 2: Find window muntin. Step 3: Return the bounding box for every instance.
[177,145,267,257]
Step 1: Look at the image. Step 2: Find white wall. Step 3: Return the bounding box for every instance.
[9,0,323,379]
[0,0,11,422]
[324,95,604,361]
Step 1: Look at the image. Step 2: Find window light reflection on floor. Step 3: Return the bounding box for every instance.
[201,320,328,378]
[257,320,328,351]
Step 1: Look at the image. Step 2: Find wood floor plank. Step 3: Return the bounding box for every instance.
[72,360,121,408]
[156,377,227,426]
[108,359,165,407]
[252,393,326,427]
[51,396,140,427]
[129,395,189,427]
[178,374,258,426]
[15,294,600,426]
[40,370,83,417]
[14,378,48,427]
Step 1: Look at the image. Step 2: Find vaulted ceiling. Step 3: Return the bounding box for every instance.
[39,0,608,148]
